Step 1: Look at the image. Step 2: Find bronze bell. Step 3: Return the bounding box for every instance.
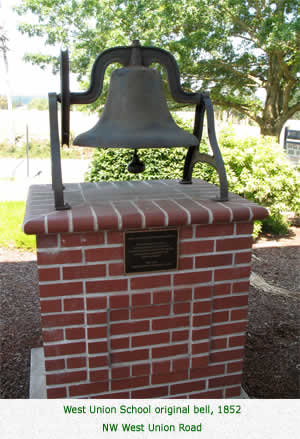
[73,65,199,149]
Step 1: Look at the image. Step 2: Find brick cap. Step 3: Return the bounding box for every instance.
[23,179,268,235]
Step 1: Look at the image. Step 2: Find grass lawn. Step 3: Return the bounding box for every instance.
[0,201,35,251]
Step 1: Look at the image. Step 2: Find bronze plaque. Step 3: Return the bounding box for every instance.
[124,229,178,274]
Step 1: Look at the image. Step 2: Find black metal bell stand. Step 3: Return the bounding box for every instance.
[48,40,228,210]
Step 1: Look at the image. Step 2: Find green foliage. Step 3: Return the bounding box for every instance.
[0,201,35,251]
[27,97,48,111]
[0,95,8,109]
[86,124,300,237]
[15,0,300,137]
[261,212,290,236]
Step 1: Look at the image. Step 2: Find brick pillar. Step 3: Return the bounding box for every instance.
[23,179,268,398]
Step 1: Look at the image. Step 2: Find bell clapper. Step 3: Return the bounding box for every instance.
[127,149,145,174]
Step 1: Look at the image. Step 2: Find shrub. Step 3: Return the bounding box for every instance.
[85,120,300,237]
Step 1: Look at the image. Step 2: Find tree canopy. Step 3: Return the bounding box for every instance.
[16,0,300,137]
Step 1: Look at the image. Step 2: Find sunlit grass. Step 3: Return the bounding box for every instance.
[0,201,35,251]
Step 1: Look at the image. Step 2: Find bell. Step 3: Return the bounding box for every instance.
[73,65,199,148]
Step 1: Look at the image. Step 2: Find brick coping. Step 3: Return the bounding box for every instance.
[23,179,268,235]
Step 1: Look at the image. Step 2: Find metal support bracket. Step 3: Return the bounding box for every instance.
[48,92,70,210]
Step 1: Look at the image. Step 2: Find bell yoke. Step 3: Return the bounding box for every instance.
[48,40,228,210]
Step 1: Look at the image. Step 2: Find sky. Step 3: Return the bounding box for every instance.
[0,0,78,96]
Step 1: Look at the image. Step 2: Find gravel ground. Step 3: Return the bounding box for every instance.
[0,231,299,399]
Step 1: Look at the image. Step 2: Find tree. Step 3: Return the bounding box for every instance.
[28,97,48,111]
[16,0,300,138]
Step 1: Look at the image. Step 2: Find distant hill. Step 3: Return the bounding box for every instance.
[12,96,47,106]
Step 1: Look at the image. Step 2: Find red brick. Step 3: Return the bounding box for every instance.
[196,224,234,237]
[213,295,248,310]
[225,386,242,397]
[193,314,211,327]
[89,356,108,368]
[192,341,209,355]
[43,329,64,343]
[153,290,171,304]
[174,270,212,286]
[111,376,149,391]
[152,316,189,331]
[132,304,170,320]
[190,364,225,379]
[154,199,188,226]
[210,348,244,363]
[181,240,213,255]
[212,321,247,336]
[193,301,212,314]
[111,367,130,379]
[229,335,246,347]
[132,386,169,398]
[42,312,84,328]
[189,389,223,398]
[131,275,170,290]
[132,332,170,348]
[44,342,85,357]
[179,257,193,270]
[110,308,129,321]
[235,252,252,264]
[40,299,61,314]
[90,369,109,382]
[174,302,190,314]
[37,234,58,248]
[152,371,188,385]
[134,200,165,227]
[88,341,107,354]
[38,268,60,282]
[214,283,231,296]
[86,296,107,310]
[132,364,150,377]
[171,379,205,395]
[152,343,188,359]
[232,281,250,293]
[46,370,86,385]
[92,205,119,230]
[110,294,129,309]
[64,297,84,311]
[72,206,94,232]
[211,337,227,350]
[236,223,253,235]
[93,391,130,399]
[215,266,251,281]
[113,201,143,228]
[212,311,229,324]
[63,264,106,280]
[37,249,82,265]
[60,232,105,247]
[172,357,190,371]
[111,349,149,364]
[69,381,108,397]
[194,286,212,299]
[192,328,210,341]
[107,231,123,244]
[174,288,192,302]
[231,308,248,321]
[191,355,209,369]
[67,357,86,369]
[87,326,107,339]
[196,253,232,269]
[109,263,124,276]
[216,237,252,252]
[87,312,106,325]
[86,279,127,294]
[85,246,123,262]
[45,358,65,371]
[227,360,243,373]
[65,327,85,340]
[111,320,149,336]
[180,226,193,239]
[132,292,151,306]
[47,387,67,398]
[111,337,129,350]
[152,360,170,376]
[172,330,189,342]
[209,373,242,388]
[39,282,83,298]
